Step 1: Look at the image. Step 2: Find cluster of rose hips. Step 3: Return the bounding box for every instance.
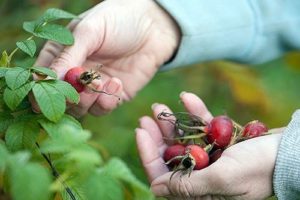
[158,112,269,178]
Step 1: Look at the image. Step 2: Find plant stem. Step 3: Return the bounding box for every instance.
[35,143,76,200]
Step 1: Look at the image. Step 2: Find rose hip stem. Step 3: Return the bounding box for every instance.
[89,87,121,100]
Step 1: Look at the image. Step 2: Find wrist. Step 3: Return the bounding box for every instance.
[149,0,181,66]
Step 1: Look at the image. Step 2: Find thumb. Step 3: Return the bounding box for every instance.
[151,168,215,198]
[48,24,97,79]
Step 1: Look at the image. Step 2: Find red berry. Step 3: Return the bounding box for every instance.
[163,144,185,167]
[207,115,233,149]
[64,67,85,92]
[184,145,209,170]
[209,149,223,164]
[242,120,268,138]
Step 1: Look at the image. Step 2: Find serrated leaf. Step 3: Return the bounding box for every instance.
[23,21,38,33]
[0,67,9,78]
[38,114,82,138]
[4,82,34,110]
[10,162,51,200]
[0,51,9,67]
[23,21,74,45]
[49,80,79,103]
[40,125,90,153]
[5,121,40,152]
[103,158,154,200]
[31,66,57,78]
[32,82,66,122]
[37,24,74,45]
[43,8,77,22]
[16,40,36,57]
[83,171,123,200]
[5,67,31,90]
[0,112,14,134]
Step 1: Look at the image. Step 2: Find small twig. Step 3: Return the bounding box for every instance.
[35,143,76,200]
[89,87,121,100]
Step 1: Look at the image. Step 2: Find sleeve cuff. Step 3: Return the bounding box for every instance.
[273,110,300,199]
[155,0,257,71]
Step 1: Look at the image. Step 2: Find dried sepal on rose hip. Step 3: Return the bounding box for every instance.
[166,144,211,180]
[242,120,268,138]
[64,65,120,99]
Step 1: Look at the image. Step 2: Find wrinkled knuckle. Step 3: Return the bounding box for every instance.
[52,50,73,67]
[172,178,195,198]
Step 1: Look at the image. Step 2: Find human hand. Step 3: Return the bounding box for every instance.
[34,0,180,117]
[136,92,284,200]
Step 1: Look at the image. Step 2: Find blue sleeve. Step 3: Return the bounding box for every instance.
[273,110,300,199]
[155,0,300,71]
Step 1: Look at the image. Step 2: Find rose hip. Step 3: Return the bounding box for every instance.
[242,120,268,138]
[207,115,233,148]
[182,145,209,170]
[64,67,86,92]
[163,144,185,167]
[209,149,223,164]
[64,66,101,93]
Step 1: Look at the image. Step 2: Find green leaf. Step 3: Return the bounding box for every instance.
[37,24,74,45]
[32,82,66,122]
[38,114,82,138]
[103,158,154,200]
[42,8,77,22]
[23,20,74,45]
[0,143,9,172]
[5,67,31,90]
[5,121,40,151]
[49,80,79,103]
[0,51,9,67]
[83,171,123,200]
[14,57,36,69]
[23,21,38,34]
[0,112,14,133]
[0,67,9,78]
[66,145,102,169]
[16,40,36,57]
[40,125,90,153]
[31,66,57,78]
[10,162,51,200]
[4,82,34,110]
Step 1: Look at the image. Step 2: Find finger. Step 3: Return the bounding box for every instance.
[88,77,123,116]
[151,168,214,198]
[66,79,102,117]
[49,18,105,79]
[136,128,169,182]
[139,116,167,155]
[151,103,176,144]
[180,92,213,123]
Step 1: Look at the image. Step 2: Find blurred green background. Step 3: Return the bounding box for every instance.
[1,0,300,199]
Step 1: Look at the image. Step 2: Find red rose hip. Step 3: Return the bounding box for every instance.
[64,67,86,92]
[207,115,233,148]
[242,120,268,138]
[183,145,209,170]
[163,144,185,167]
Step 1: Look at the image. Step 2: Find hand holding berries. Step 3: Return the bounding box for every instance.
[136,92,284,200]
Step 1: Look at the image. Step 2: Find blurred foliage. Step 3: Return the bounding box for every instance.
[1,0,300,199]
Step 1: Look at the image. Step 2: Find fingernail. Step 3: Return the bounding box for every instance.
[106,79,120,94]
[179,91,187,97]
[151,103,159,110]
[151,184,170,197]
